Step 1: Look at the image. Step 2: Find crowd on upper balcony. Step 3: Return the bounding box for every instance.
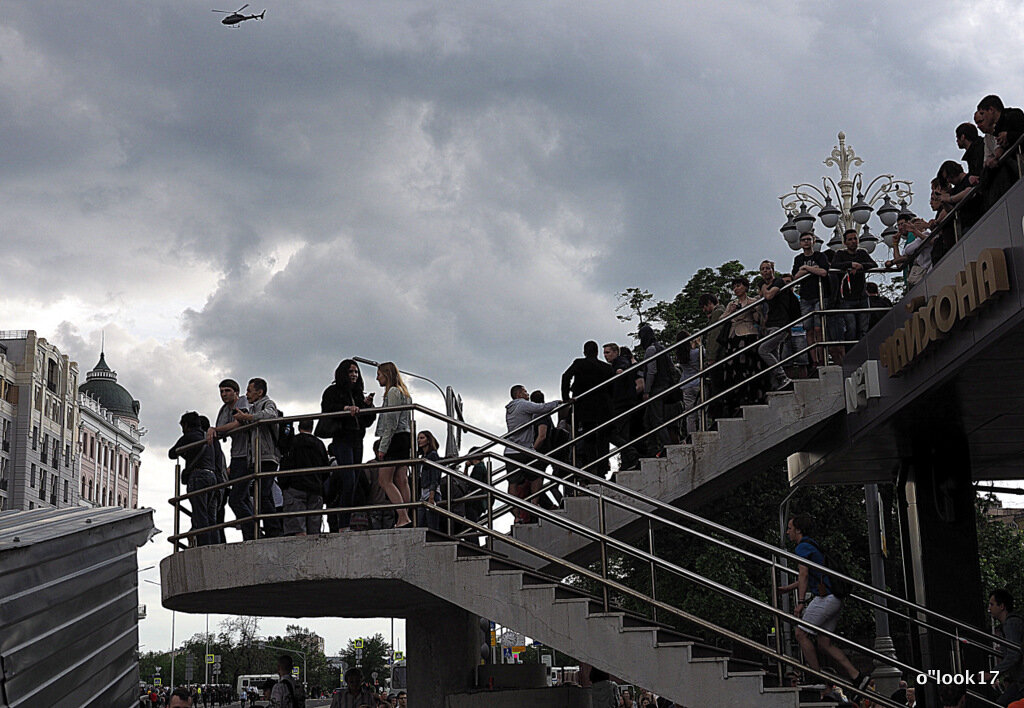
[167,96,1024,548]
[883,94,1024,286]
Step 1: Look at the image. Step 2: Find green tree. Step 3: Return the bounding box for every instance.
[339,633,392,683]
[615,287,658,338]
[649,260,757,344]
[976,494,1024,603]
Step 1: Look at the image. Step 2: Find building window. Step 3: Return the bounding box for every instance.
[50,475,57,506]
[30,463,36,488]
[81,477,86,498]
[63,479,68,503]
[52,440,59,469]
[0,457,7,491]
[39,470,46,500]
[90,436,95,459]
[46,358,58,393]
[41,433,48,463]
[65,444,70,467]
[88,479,93,500]
[32,426,38,451]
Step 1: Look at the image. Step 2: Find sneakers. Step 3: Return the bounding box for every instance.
[776,378,795,392]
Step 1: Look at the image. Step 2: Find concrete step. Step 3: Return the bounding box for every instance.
[505,367,846,575]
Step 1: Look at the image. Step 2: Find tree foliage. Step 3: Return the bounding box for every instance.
[976,494,1024,603]
[339,632,392,683]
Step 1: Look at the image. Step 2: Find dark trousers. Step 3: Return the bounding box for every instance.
[186,469,218,547]
[575,419,609,476]
[327,438,363,531]
[608,407,640,471]
[255,460,282,538]
[227,456,256,541]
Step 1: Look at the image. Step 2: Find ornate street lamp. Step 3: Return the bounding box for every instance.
[779,132,913,255]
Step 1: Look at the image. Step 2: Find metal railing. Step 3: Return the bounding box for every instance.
[168,401,1009,707]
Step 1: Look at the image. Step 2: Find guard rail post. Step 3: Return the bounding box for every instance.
[252,424,261,539]
[173,462,181,552]
[648,519,658,624]
[599,491,609,613]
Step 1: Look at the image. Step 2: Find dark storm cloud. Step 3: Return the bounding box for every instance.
[5,1,1024,413]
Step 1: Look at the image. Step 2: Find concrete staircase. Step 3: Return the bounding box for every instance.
[499,367,846,571]
[161,529,808,707]
[419,534,801,708]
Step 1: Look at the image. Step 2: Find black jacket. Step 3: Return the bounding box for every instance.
[320,383,376,438]
[169,428,216,482]
[561,356,613,423]
[279,432,330,494]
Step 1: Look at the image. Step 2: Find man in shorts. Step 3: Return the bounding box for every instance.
[778,514,870,692]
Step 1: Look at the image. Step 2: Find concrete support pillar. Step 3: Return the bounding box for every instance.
[897,419,985,695]
[406,600,479,704]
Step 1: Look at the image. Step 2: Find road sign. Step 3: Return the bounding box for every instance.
[394,651,404,661]
[154,677,162,686]
[371,671,378,680]
[154,666,161,673]
[205,654,214,664]
[292,667,299,677]
[214,654,221,663]
[502,647,513,662]
[212,662,221,672]
[354,638,364,649]
[185,655,195,667]
[541,654,552,667]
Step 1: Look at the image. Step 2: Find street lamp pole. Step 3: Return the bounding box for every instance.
[778,132,914,255]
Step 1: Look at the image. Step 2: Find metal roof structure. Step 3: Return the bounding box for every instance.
[0,506,156,708]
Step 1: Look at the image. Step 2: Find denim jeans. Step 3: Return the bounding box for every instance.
[327,438,363,530]
[186,469,218,547]
[254,460,282,538]
[757,326,790,390]
[838,297,870,343]
[227,456,256,540]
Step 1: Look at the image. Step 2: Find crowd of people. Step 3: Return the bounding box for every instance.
[883,94,1023,290]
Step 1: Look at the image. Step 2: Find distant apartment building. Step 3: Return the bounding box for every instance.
[78,351,144,509]
[0,331,80,511]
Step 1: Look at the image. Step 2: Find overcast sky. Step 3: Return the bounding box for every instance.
[3,0,1023,662]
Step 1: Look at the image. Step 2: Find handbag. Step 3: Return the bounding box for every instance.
[313,416,341,439]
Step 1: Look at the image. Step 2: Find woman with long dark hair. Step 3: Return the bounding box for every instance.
[318,359,375,531]
[416,430,443,530]
[375,362,414,527]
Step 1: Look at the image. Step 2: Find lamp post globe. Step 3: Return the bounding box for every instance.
[794,203,816,234]
[818,196,841,229]
[877,194,900,227]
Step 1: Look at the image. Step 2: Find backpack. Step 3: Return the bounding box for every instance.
[272,409,295,457]
[280,676,305,708]
[804,538,852,599]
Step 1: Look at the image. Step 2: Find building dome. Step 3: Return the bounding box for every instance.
[78,352,141,421]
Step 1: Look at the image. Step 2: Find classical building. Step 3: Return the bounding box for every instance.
[78,351,144,509]
[0,331,80,511]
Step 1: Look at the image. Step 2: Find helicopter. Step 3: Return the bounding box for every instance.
[212,4,265,25]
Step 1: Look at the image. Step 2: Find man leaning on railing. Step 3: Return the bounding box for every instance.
[169,411,218,547]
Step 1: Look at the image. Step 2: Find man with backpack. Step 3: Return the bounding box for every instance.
[270,655,305,708]
[233,377,284,538]
[279,418,330,536]
[778,514,870,692]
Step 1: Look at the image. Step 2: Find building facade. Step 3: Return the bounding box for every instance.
[78,352,144,509]
[0,331,80,511]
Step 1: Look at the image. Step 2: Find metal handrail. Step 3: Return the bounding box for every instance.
[169,400,1015,661]
[166,421,993,707]
[485,289,888,513]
